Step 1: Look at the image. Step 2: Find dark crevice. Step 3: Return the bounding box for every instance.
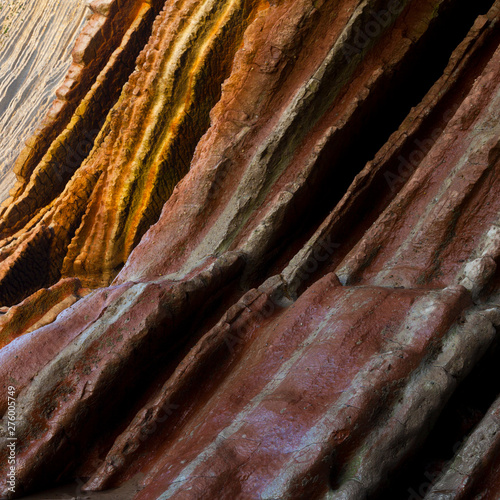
[256,0,497,292]
[38,271,249,494]
[375,331,500,499]
[0,5,159,242]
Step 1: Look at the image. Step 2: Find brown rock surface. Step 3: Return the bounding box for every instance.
[0,0,499,498]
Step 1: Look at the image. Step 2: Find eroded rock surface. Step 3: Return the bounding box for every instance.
[0,0,89,203]
[0,0,499,498]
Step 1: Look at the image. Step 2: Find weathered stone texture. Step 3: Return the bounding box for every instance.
[0,0,89,203]
[0,0,499,499]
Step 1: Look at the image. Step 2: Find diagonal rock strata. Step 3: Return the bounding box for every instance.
[0,0,89,203]
[3,0,154,206]
[0,0,499,499]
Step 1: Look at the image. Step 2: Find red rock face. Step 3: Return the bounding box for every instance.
[0,0,499,499]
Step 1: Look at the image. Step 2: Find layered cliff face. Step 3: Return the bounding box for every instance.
[0,0,89,203]
[0,0,499,499]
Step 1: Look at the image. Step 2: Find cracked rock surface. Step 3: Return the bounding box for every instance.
[0,0,500,498]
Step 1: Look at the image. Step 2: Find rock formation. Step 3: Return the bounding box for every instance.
[0,0,499,498]
[0,0,90,203]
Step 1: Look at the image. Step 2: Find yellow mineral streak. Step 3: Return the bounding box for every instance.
[63,0,256,285]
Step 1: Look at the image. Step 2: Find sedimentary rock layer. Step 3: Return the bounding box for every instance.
[0,0,266,301]
[0,0,89,203]
[0,0,159,304]
[0,0,499,499]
